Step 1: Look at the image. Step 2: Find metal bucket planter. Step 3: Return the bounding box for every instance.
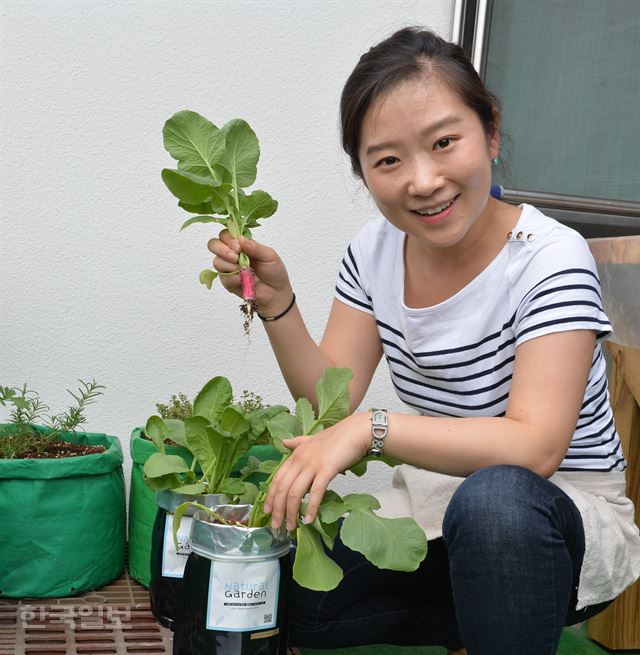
[150,489,229,628]
[0,429,126,598]
[129,426,280,588]
[173,505,292,655]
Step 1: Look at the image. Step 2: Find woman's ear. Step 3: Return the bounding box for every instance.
[488,107,501,158]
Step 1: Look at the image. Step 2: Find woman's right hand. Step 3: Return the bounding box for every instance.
[208,231,293,316]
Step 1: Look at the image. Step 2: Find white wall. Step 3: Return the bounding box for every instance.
[0,0,453,500]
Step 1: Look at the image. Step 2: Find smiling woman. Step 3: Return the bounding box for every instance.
[208,26,640,655]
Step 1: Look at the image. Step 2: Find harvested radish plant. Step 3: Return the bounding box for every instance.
[161,110,278,334]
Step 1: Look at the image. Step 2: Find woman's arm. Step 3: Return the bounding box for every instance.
[264,298,383,412]
[264,329,596,529]
[209,233,382,409]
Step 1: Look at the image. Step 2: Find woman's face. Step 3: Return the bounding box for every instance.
[358,77,499,252]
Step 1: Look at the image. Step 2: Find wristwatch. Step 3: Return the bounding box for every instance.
[369,408,388,457]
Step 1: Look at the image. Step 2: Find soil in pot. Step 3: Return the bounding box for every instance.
[0,432,106,459]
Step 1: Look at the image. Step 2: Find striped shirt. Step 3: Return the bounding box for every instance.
[335,204,625,472]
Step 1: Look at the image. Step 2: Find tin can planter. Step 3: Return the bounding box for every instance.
[0,429,126,598]
[173,505,292,655]
[150,489,229,629]
[130,426,280,589]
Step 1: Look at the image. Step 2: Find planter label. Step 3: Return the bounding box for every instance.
[161,513,192,578]
[206,559,280,632]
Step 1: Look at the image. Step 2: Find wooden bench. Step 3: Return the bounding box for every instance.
[587,236,640,650]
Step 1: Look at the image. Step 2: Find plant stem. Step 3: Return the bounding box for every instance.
[248,452,289,527]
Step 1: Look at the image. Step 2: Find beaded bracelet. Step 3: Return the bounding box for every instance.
[257,293,296,322]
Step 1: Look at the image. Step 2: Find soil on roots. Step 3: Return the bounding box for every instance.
[240,298,258,337]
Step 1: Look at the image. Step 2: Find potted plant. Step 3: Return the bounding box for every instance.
[129,389,283,589]
[171,368,427,654]
[0,380,126,598]
[142,376,288,628]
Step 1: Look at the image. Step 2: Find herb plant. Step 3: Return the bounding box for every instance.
[174,369,428,592]
[0,380,104,459]
[161,110,278,332]
[143,376,287,502]
[155,392,193,421]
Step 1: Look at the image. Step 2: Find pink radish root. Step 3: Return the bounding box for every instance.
[239,267,258,336]
[240,267,256,301]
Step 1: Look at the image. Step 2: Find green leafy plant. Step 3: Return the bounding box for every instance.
[0,380,104,459]
[142,376,288,503]
[161,110,278,331]
[174,369,428,592]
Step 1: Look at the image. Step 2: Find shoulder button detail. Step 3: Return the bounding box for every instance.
[516,231,523,239]
[526,233,535,242]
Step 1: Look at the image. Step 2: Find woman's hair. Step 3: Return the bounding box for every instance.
[340,26,500,178]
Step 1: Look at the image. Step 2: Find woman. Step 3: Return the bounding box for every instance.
[209,27,640,655]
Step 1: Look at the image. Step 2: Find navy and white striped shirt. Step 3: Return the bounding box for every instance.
[335,204,624,472]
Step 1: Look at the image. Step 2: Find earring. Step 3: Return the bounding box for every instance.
[491,156,500,166]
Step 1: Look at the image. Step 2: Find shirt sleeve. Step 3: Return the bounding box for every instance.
[513,232,612,347]
[334,233,374,315]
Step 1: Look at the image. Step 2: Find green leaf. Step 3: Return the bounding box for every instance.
[185,417,219,473]
[145,415,167,454]
[164,419,187,447]
[348,454,401,477]
[200,269,218,289]
[239,190,278,226]
[293,524,344,591]
[316,368,352,427]
[172,482,207,495]
[221,119,259,188]
[218,477,246,496]
[179,198,228,215]
[142,472,183,491]
[239,456,261,478]
[341,509,427,572]
[143,452,190,478]
[193,377,233,424]
[163,110,226,182]
[172,501,213,550]
[343,493,380,512]
[161,169,219,204]
[248,405,289,442]
[311,514,339,550]
[218,406,250,437]
[267,412,298,454]
[237,481,259,505]
[180,215,229,231]
[295,398,316,435]
[257,460,280,474]
[318,490,348,524]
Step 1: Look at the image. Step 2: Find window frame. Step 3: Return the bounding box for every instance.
[452,0,640,237]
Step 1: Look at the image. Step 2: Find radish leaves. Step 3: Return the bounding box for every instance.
[161,110,278,331]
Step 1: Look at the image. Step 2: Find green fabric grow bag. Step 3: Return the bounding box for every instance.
[0,429,126,598]
[127,427,280,588]
[128,427,194,588]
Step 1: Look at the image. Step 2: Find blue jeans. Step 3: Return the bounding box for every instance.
[289,465,611,654]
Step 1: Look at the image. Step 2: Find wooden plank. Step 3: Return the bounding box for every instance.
[588,343,640,650]
[588,236,640,265]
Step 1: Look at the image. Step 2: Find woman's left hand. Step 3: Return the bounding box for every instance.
[263,413,370,530]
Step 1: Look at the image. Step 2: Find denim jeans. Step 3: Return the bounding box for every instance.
[289,465,611,654]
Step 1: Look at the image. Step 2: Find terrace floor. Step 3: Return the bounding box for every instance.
[0,567,633,655]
